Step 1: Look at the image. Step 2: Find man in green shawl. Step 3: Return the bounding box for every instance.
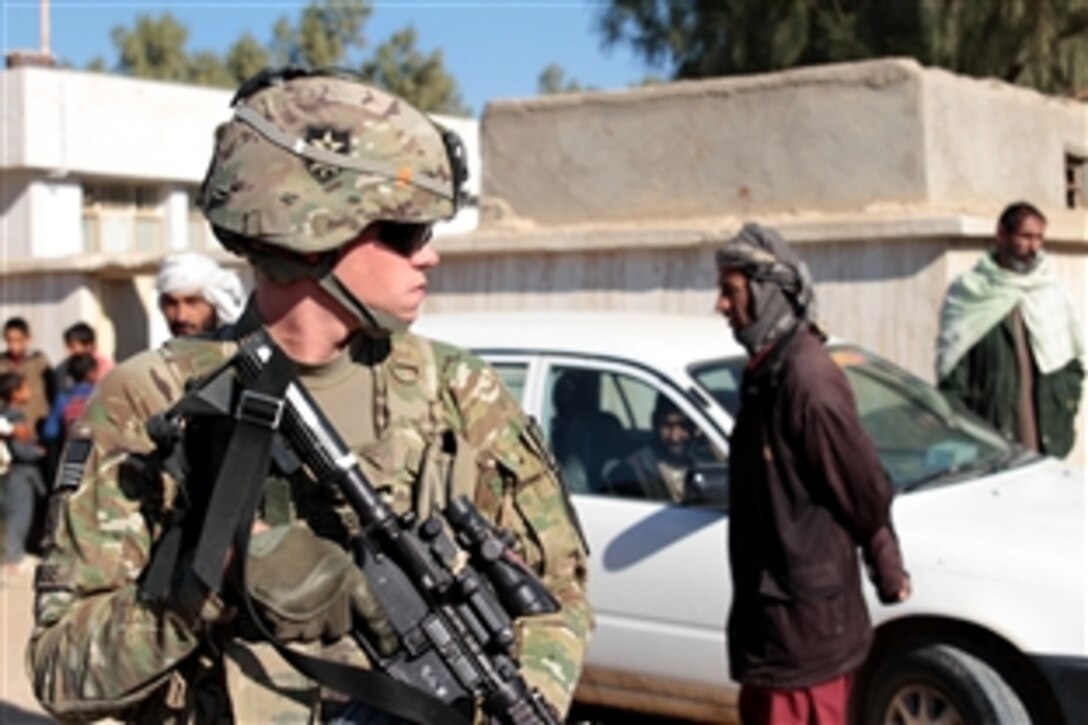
[936,201,1084,458]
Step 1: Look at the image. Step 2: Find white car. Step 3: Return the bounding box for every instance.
[414,311,1086,724]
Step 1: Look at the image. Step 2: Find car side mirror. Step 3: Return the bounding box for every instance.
[683,461,729,507]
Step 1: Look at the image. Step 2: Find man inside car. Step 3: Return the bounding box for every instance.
[603,392,698,502]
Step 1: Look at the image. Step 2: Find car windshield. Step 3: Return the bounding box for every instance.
[688,345,1016,493]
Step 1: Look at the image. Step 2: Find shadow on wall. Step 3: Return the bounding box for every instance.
[430,241,943,300]
[100,277,150,363]
[431,248,720,297]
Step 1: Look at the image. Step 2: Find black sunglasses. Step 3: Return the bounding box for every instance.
[374,222,434,257]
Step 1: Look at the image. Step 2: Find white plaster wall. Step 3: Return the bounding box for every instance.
[481,59,930,227]
[30,177,83,257]
[164,188,190,251]
[0,170,33,258]
[922,70,1088,211]
[4,68,231,181]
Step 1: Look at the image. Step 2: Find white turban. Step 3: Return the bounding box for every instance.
[155,252,245,325]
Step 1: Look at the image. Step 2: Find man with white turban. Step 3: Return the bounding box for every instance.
[155,252,245,337]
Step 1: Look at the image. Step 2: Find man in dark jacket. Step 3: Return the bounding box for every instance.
[936,202,1084,458]
[715,223,911,724]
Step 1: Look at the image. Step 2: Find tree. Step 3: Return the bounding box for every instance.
[272,0,372,68]
[111,13,191,81]
[912,0,1088,95]
[226,34,270,84]
[271,16,296,67]
[597,0,1088,96]
[97,0,472,110]
[361,27,470,116]
[538,63,583,94]
[188,51,232,87]
[107,12,239,87]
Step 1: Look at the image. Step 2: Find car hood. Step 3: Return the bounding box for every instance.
[893,456,1085,593]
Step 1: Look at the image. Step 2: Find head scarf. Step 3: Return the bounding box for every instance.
[716,223,818,354]
[155,252,245,326]
[936,250,1083,379]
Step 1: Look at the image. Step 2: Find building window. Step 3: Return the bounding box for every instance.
[82,182,164,253]
[1066,152,1086,210]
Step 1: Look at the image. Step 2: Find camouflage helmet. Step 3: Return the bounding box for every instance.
[198,67,468,263]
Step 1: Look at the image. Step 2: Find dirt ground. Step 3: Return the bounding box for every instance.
[1,558,51,724]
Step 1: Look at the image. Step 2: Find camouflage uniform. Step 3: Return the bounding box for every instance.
[27,69,592,723]
[28,324,591,722]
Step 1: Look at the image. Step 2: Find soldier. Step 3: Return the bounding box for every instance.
[27,68,592,723]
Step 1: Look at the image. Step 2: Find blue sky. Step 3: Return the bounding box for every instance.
[2,0,654,115]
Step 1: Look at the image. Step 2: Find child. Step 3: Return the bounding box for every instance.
[0,372,46,575]
[42,352,98,444]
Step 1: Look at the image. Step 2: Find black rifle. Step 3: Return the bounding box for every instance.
[145,331,562,725]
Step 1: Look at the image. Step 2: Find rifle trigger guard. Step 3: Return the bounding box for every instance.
[236,389,285,429]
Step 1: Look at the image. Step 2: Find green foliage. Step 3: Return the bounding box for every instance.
[226,34,270,85]
[273,0,372,68]
[361,27,470,116]
[597,0,1088,96]
[111,13,191,82]
[634,74,665,87]
[98,1,472,114]
[538,63,583,94]
[187,51,232,88]
[271,17,296,67]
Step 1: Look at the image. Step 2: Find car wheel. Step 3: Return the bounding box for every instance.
[862,644,1030,725]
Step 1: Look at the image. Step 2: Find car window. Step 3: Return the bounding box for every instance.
[686,357,744,416]
[542,364,726,504]
[833,348,1010,488]
[491,362,528,404]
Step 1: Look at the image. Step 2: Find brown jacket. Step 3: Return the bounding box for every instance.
[0,349,54,434]
[727,326,907,689]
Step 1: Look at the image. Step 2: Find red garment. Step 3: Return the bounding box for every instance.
[739,674,852,725]
[94,352,115,379]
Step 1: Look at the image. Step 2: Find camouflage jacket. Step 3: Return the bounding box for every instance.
[27,330,592,723]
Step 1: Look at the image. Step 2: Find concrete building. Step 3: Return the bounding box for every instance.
[2,58,1086,462]
[0,65,480,361]
[428,57,1087,464]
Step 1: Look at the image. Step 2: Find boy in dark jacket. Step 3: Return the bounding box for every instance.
[715,224,911,724]
[42,352,98,444]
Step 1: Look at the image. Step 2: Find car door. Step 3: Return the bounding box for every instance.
[528,354,734,691]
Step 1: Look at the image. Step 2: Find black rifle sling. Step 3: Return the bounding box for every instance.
[190,343,295,594]
[187,342,470,725]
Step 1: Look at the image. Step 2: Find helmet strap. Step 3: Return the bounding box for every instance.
[317,271,410,338]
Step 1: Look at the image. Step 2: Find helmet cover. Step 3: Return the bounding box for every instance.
[199,68,465,259]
